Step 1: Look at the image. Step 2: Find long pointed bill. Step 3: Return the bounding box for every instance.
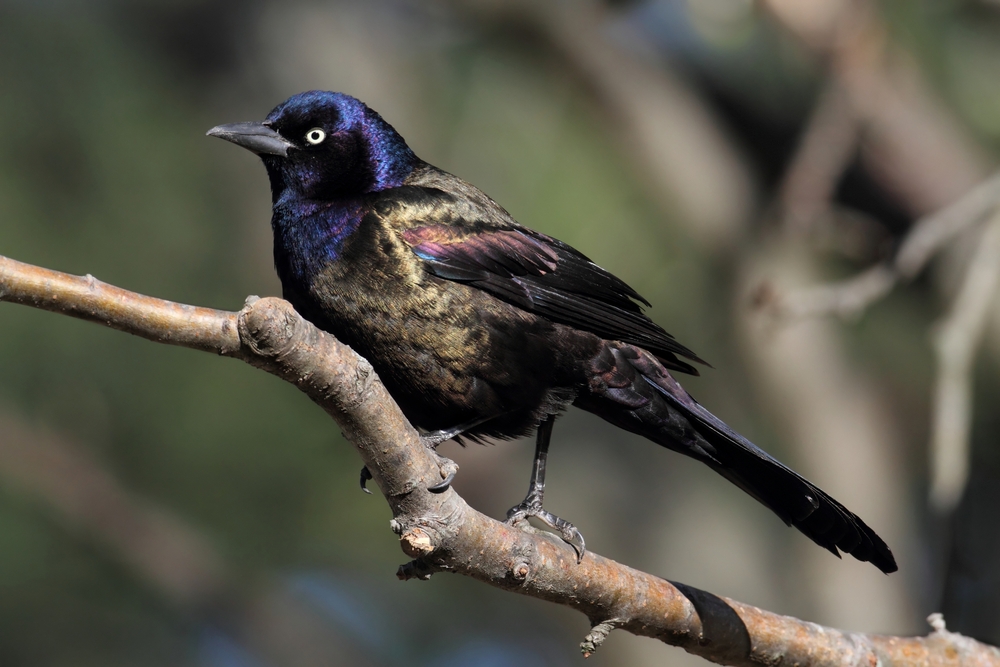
[206,122,296,157]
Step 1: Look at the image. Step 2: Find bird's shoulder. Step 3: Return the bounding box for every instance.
[368,162,522,235]
[369,164,618,283]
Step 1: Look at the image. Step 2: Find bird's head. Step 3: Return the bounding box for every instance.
[207,91,418,203]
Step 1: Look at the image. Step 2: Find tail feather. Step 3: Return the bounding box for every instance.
[578,342,897,574]
[694,420,892,570]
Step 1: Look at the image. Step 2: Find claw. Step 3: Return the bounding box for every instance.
[417,416,501,491]
[561,522,587,563]
[539,512,587,562]
[427,458,459,493]
[427,468,457,493]
[362,417,475,495]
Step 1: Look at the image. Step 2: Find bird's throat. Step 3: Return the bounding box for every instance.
[272,198,365,289]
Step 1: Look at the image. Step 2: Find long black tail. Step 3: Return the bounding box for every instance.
[576,342,897,574]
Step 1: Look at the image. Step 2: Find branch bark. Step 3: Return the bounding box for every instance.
[2,254,998,665]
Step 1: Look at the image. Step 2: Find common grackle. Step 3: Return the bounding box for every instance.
[208,91,897,573]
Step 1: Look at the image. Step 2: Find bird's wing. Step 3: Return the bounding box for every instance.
[379,184,706,374]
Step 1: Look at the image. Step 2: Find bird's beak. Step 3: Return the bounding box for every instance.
[206,122,296,157]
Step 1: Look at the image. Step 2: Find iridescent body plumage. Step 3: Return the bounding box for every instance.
[208,91,897,573]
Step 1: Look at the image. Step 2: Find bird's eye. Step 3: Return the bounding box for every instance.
[305,128,326,145]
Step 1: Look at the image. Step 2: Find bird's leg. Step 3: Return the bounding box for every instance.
[420,424,470,448]
[360,415,497,494]
[505,415,586,562]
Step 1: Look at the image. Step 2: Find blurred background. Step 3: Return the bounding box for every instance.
[2,0,1000,665]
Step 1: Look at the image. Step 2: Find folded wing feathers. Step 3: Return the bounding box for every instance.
[407,225,705,372]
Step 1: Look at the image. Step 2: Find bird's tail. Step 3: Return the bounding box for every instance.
[575,342,897,574]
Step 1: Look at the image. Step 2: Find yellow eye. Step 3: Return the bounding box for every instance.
[305,128,326,145]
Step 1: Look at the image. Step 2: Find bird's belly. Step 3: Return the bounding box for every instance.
[306,273,581,437]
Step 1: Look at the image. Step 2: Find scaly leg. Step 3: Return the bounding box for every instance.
[505,415,586,562]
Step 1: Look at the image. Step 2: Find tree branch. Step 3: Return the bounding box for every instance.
[764,0,991,216]
[751,175,1000,516]
[448,0,755,251]
[777,80,860,236]
[2,254,998,665]
[929,211,1000,512]
[755,171,1000,324]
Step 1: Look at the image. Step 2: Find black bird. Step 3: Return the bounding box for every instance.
[208,91,897,573]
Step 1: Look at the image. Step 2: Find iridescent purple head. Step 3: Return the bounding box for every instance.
[208,91,418,202]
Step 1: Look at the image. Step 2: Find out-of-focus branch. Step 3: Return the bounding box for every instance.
[756,171,1000,322]
[929,212,1000,512]
[0,410,385,666]
[896,172,1000,278]
[778,81,860,235]
[764,0,991,216]
[533,2,755,249]
[758,0,1000,319]
[755,263,896,321]
[0,411,227,608]
[450,0,754,250]
[2,254,999,664]
[754,176,1000,517]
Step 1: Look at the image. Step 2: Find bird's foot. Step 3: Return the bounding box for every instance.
[505,495,586,563]
[420,429,460,492]
[426,455,458,493]
[358,431,460,494]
